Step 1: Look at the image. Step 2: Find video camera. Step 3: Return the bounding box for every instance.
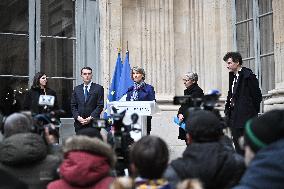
[173,89,226,128]
[110,107,141,176]
[173,89,221,111]
[32,95,64,139]
[91,106,138,176]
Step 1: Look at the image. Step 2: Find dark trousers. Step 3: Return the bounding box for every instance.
[227,114,245,155]
[230,127,244,155]
[227,110,245,155]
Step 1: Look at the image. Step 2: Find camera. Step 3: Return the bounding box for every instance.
[32,110,64,138]
[173,90,221,111]
[174,90,226,129]
[32,95,64,140]
[107,107,139,176]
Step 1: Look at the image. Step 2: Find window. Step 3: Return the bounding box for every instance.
[234,0,274,95]
[40,0,75,116]
[0,0,75,116]
[0,0,29,115]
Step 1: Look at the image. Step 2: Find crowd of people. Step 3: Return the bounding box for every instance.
[1,51,284,189]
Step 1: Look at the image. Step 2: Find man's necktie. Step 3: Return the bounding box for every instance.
[84,86,88,102]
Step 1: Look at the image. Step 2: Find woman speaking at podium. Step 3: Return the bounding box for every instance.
[23,72,58,114]
[126,66,155,135]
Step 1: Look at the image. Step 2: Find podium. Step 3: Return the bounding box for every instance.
[107,101,159,137]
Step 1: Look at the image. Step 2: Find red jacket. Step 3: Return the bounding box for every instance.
[48,151,114,189]
[47,135,116,189]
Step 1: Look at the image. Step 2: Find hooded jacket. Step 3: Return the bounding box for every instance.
[164,140,245,189]
[47,135,116,189]
[233,139,284,189]
[0,133,61,189]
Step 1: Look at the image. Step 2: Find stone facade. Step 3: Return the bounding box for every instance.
[100,0,284,112]
[100,0,233,109]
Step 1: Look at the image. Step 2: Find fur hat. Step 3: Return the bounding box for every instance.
[244,109,284,153]
[63,135,116,167]
[186,110,222,142]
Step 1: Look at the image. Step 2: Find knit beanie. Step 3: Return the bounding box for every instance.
[186,110,222,142]
[244,109,284,153]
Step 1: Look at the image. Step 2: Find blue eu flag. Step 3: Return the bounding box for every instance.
[104,52,122,120]
[117,51,133,100]
[108,52,123,101]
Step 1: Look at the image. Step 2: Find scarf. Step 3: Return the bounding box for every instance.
[130,81,145,101]
[135,177,171,189]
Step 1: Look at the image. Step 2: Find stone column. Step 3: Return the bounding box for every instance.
[273,0,284,88]
[264,0,284,111]
[173,0,233,100]
[121,0,175,103]
[100,0,123,94]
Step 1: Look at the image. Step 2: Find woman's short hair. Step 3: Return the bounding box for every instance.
[131,66,146,80]
[184,72,198,82]
[31,72,47,89]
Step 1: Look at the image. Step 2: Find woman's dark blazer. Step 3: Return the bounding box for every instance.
[126,83,155,101]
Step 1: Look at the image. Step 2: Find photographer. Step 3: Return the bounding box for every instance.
[0,113,61,189]
[177,72,204,143]
[165,110,245,189]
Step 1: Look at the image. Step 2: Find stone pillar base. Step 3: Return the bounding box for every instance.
[264,88,284,112]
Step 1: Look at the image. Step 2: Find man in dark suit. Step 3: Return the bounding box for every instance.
[223,52,262,154]
[71,67,104,133]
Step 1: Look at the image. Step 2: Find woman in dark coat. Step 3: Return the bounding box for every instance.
[177,72,204,142]
[126,66,155,135]
[23,72,58,114]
